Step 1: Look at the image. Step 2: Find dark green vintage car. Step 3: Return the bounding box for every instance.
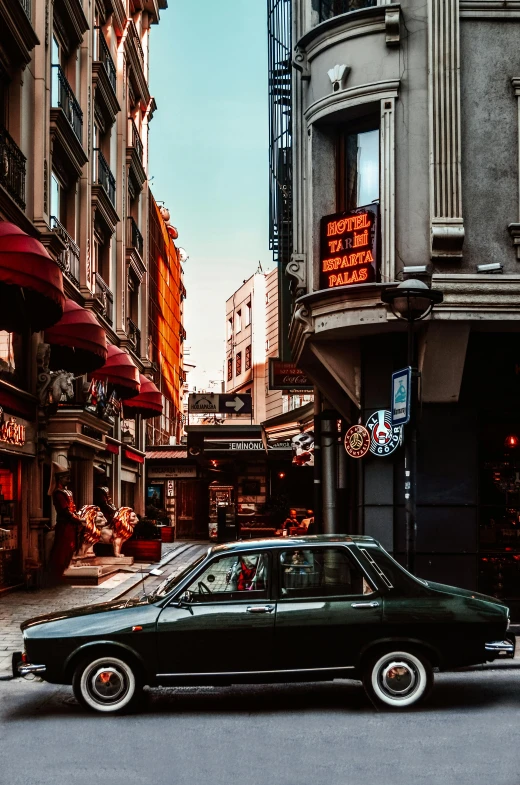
[15,536,514,713]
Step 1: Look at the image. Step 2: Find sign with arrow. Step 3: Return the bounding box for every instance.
[219,393,252,414]
[188,393,252,415]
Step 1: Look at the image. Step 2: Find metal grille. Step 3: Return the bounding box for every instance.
[96,29,117,93]
[0,126,26,209]
[51,65,83,142]
[127,216,143,256]
[18,0,31,20]
[94,148,116,207]
[319,0,377,22]
[51,216,80,287]
[129,118,143,161]
[94,272,114,324]
[268,0,292,266]
[127,318,141,355]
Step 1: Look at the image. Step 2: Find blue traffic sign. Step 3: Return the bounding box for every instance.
[391,367,411,426]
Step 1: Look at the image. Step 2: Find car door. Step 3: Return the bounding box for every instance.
[273,545,382,670]
[156,550,275,675]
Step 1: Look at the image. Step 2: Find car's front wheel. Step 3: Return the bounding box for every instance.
[362,649,433,710]
[72,655,142,714]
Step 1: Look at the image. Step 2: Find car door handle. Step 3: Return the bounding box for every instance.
[351,601,380,609]
[246,605,275,614]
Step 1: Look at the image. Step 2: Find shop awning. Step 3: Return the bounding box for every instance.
[44,299,107,374]
[146,448,187,460]
[261,402,315,444]
[0,222,65,332]
[123,374,163,419]
[90,345,140,398]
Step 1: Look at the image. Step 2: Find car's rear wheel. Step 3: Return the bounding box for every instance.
[362,649,433,710]
[72,655,142,714]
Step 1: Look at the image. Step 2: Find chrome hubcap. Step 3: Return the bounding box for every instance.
[89,666,126,703]
[380,660,417,698]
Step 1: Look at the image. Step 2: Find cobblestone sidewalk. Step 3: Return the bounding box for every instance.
[0,540,208,678]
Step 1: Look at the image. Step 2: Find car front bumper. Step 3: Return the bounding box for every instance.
[484,636,516,660]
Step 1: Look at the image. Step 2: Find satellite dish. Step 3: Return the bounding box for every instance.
[178,247,189,263]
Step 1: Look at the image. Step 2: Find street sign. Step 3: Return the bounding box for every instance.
[391,367,411,426]
[188,393,253,415]
[188,393,219,414]
[218,394,252,414]
[366,410,403,456]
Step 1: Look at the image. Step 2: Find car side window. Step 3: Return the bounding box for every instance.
[279,547,374,599]
[184,552,269,603]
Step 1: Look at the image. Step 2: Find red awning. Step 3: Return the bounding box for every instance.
[123,374,163,419]
[0,222,65,332]
[90,345,140,398]
[124,448,145,464]
[44,299,107,374]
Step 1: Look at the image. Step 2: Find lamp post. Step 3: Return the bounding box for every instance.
[381,280,443,574]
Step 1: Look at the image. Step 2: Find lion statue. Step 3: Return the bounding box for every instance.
[74,505,109,558]
[112,506,139,557]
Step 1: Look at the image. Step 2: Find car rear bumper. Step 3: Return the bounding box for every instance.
[485,636,516,660]
[12,651,46,677]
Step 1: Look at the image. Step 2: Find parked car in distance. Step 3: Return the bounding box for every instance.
[15,535,514,713]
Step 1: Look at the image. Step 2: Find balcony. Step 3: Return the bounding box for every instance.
[0,0,39,68]
[127,216,143,257]
[125,21,150,108]
[93,148,115,207]
[94,272,114,325]
[51,65,83,142]
[126,118,146,193]
[0,127,26,210]
[50,65,87,177]
[50,217,80,288]
[92,28,120,124]
[127,318,141,356]
[318,0,376,22]
[126,216,145,279]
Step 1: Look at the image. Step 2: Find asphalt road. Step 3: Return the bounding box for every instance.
[1,668,520,785]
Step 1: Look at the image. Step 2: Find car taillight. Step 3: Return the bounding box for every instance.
[21,652,27,663]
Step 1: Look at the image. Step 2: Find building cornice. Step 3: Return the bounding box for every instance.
[297,4,401,57]
[460,1,520,17]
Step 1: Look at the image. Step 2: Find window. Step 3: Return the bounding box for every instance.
[245,344,251,371]
[337,120,380,212]
[50,174,61,221]
[236,351,242,376]
[227,358,233,382]
[245,301,252,326]
[279,547,374,598]
[266,338,270,352]
[227,317,233,340]
[0,332,22,384]
[235,309,242,333]
[184,552,269,603]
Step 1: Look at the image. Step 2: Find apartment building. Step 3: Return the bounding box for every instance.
[0,0,171,589]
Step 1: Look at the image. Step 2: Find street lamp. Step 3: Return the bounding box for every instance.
[381,280,443,574]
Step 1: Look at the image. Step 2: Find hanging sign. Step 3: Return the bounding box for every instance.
[366,410,402,457]
[0,416,25,447]
[344,425,371,459]
[391,367,411,426]
[319,203,379,290]
[269,359,313,391]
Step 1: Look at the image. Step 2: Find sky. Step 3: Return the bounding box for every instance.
[149,0,274,392]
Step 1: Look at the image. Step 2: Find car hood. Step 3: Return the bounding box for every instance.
[20,596,149,631]
[426,580,508,609]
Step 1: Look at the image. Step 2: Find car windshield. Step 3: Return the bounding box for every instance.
[152,555,207,600]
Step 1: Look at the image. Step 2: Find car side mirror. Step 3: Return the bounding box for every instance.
[178,589,193,605]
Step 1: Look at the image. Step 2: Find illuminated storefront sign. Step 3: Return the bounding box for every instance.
[0,416,26,447]
[269,359,312,391]
[319,204,379,290]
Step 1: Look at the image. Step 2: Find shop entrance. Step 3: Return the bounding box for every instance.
[0,457,20,590]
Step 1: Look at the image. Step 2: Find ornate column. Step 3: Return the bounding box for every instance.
[428,0,465,260]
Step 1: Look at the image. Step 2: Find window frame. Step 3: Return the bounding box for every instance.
[276,544,377,601]
[176,550,272,606]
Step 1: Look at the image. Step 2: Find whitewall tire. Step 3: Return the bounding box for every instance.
[73,655,142,714]
[363,649,433,710]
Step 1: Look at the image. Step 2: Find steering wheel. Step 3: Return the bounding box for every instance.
[198,581,212,595]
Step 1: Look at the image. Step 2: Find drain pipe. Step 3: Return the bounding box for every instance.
[313,388,322,531]
[321,410,338,534]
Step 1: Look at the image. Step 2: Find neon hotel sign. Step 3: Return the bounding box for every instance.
[319,204,379,290]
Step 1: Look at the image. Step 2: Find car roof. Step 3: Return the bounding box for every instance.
[210,535,377,555]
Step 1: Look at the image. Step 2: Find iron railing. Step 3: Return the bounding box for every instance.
[268,0,292,267]
[318,0,377,22]
[127,216,143,257]
[93,148,116,207]
[51,217,80,287]
[51,65,83,142]
[128,118,143,161]
[0,126,26,209]
[18,0,31,20]
[127,318,141,355]
[94,272,113,324]
[95,28,117,94]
